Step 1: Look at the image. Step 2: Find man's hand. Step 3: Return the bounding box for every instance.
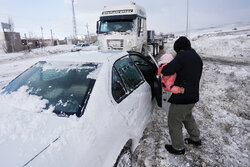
[180,87,185,94]
[171,53,177,58]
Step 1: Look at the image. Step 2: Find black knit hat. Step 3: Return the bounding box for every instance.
[174,36,191,53]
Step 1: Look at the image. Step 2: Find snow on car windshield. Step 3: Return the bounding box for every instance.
[2,61,103,117]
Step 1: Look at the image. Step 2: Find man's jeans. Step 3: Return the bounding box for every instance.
[168,103,200,150]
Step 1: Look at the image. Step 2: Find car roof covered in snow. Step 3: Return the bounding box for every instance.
[43,50,128,64]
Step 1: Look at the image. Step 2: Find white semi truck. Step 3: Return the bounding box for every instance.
[96,3,163,56]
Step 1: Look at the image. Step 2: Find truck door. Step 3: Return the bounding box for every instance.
[137,17,147,53]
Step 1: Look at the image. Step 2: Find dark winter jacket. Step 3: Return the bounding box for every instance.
[161,48,203,104]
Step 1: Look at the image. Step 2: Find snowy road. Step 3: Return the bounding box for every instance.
[132,25,250,166]
[133,57,250,167]
[201,55,250,66]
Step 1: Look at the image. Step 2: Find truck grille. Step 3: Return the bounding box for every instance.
[107,39,124,50]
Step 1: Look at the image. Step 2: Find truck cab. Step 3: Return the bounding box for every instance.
[96,3,147,55]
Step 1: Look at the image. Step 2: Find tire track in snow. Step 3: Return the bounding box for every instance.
[201,55,250,66]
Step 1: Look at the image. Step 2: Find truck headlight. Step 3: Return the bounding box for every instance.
[127,40,133,47]
[131,46,137,51]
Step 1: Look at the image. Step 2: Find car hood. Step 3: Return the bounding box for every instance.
[0,135,60,167]
[0,101,80,167]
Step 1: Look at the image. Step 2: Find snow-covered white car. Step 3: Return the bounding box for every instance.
[0,51,161,167]
[71,43,90,52]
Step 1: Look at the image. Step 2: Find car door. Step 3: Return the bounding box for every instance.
[111,55,149,131]
[128,52,162,107]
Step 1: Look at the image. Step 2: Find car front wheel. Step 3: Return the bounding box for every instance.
[114,145,132,167]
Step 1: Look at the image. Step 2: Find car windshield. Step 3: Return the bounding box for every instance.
[100,20,134,33]
[3,61,102,117]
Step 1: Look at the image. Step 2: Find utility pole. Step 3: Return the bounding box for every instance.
[72,0,77,39]
[186,0,189,37]
[24,33,27,44]
[40,26,44,48]
[41,26,44,40]
[50,29,53,45]
[24,33,30,52]
[86,23,90,44]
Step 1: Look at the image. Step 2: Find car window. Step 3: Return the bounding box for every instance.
[114,56,143,92]
[130,54,157,92]
[112,67,126,102]
[130,55,152,67]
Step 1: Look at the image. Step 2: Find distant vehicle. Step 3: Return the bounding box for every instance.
[162,34,175,43]
[0,51,162,167]
[96,3,164,56]
[147,30,165,56]
[71,43,90,52]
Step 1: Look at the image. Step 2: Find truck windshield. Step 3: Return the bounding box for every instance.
[100,20,133,33]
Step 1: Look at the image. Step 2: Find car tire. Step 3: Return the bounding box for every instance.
[114,143,132,167]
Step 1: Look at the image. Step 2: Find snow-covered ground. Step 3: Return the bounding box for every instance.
[191,23,250,65]
[0,23,249,166]
[0,45,98,89]
[133,23,250,166]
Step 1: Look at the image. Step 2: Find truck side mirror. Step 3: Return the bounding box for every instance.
[96,21,100,34]
[140,19,144,32]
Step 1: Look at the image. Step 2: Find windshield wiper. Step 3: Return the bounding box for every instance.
[23,136,60,167]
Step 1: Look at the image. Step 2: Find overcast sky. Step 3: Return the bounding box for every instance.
[1,0,250,39]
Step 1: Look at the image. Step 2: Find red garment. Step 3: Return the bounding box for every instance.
[158,63,181,94]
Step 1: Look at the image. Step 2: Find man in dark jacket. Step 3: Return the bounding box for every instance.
[161,36,203,155]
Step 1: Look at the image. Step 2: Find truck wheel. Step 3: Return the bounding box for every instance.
[153,44,156,57]
[141,47,146,56]
[159,41,164,50]
[114,144,132,167]
[156,44,159,55]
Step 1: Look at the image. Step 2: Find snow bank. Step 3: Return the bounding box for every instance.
[0,45,98,64]
[191,23,250,63]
